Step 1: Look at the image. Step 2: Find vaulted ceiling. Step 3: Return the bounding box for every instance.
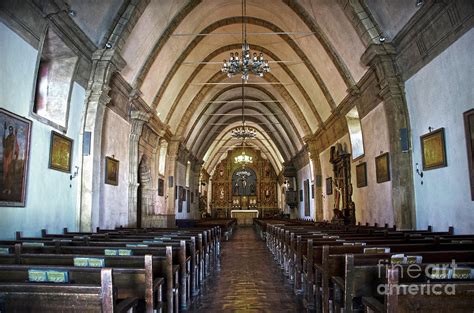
[67,0,415,174]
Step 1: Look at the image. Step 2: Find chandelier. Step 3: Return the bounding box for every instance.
[221,0,270,82]
[231,126,257,139]
[234,151,253,165]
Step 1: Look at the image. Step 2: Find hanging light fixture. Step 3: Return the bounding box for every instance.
[231,126,257,139]
[233,80,253,166]
[234,151,253,165]
[221,0,270,82]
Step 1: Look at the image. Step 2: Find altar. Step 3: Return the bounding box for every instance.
[230,209,259,225]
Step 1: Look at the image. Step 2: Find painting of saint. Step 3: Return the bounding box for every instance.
[0,109,32,206]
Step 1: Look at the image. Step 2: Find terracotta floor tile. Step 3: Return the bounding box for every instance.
[186,227,306,313]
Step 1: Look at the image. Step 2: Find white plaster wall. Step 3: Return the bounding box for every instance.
[405,29,474,234]
[319,135,351,221]
[365,0,418,39]
[356,102,393,226]
[100,108,130,229]
[296,163,315,219]
[318,119,393,226]
[0,22,84,238]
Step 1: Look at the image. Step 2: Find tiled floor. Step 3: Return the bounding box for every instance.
[186,227,306,313]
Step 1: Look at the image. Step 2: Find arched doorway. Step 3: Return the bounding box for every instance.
[137,155,152,228]
[232,168,257,209]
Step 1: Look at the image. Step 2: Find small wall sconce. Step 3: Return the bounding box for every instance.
[428,126,433,132]
[70,166,79,181]
[416,163,423,185]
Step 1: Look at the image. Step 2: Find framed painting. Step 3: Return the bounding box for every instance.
[420,127,447,170]
[186,190,191,213]
[326,177,333,195]
[158,178,164,196]
[0,108,32,207]
[178,186,184,213]
[375,152,390,183]
[356,162,368,188]
[105,157,119,186]
[49,131,73,173]
[464,109,474,200]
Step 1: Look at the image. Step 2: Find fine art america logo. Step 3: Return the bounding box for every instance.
[376,259,471,296]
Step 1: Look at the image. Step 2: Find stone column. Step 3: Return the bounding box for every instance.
[164,139,181,227]
[127,110,150,227]
[79,49,125,232]
[306,139,324,222]
[192,161,204,219]
[362,43,415,229]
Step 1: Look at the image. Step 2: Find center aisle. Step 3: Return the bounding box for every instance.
[187,226,305,313]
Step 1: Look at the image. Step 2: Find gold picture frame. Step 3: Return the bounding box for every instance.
[105,157,119,186]
[49,131,73,173]
[420,127,447,170]
[356,162,367,188]
[375,152,390,183]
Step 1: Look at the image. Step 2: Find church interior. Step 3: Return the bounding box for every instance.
[0,0,473,312]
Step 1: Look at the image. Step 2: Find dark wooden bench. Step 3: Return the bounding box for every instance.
[362,265,474,313]
[0,266,139,312]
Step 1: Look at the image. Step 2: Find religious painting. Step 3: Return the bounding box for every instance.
[464,109,474,200]
[178,186,184,213]
[0,108,32,207]
[326,177,333,195]
[105,157,119,186]
[304,179,310,216]
[375,152,390,183]
[49,131,72,173]
[158,178,164,196]
[232,168,256,196]
[186,190,191,213]
[356,162,367,188]
[285,190,297,208]
[420,128,447,171]
[179,186,185,201]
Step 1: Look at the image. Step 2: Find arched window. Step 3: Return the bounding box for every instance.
[33,26,78,130]
[185,161,191,188]
[346,107,365,159]
[158,140,168,175]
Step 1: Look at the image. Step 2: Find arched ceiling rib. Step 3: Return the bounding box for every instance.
[184,84,306,148]
[186,94,301,155]
[193,108,293,161]
[115,0,372,174]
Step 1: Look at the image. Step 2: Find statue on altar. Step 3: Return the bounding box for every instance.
[329,143,356,225]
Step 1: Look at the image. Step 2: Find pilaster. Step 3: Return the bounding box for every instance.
[79,48,125,231]
[362,43,415,229]
[128,110,151,227]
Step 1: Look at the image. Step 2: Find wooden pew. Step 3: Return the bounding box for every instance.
[362,265,474,313]
[0,252,167,313]
[1,244,178,313]
[0,266,138,312]
[3,237,192,310]
[331,250,474,313]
